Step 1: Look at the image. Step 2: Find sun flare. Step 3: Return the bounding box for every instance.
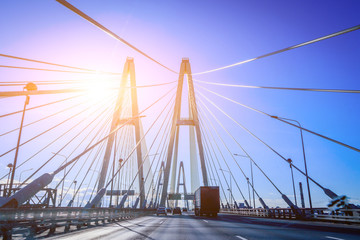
[82,73,120,103]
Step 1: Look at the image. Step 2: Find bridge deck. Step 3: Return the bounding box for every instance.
[9,212,360,240]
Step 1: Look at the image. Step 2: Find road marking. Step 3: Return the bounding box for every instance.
[202,220,208,223]
[236,235,248,240]
[325,237,344,240]
[159,221,164,224]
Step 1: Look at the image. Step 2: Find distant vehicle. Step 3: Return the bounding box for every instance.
[173,207,182,215]
[166,208,172,213]
[182,208,188,212]
[156,207,167,216]
[194,186,220,217]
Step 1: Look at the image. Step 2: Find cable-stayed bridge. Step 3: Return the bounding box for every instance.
[0,1,360,239]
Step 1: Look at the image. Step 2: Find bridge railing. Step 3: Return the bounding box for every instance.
[220,207,360,223]
[312,208,360,223]
[0,207,155,238]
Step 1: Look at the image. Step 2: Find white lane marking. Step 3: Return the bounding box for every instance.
[159,221,164,224]
[236,235,248,240]
[325,236,344,240]
[202,220,208,223]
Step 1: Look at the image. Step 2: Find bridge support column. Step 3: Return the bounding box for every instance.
[97,58,131,193]
[97,57,145,208]
[160,58,208,207]
[175,161,189,208]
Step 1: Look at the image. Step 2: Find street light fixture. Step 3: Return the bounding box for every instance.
[271,116,312,210]
[234,153,255,208]
[246,177,251,209]
[8,82,37,196]
[6,164,13,193]
[73,180,77,207]
[287,158,298,206]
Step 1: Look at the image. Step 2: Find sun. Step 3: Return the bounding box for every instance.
[82,73,120,104]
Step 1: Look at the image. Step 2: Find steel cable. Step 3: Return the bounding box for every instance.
[193,24,360,75]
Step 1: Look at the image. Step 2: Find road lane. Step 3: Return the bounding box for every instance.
[38,212,360,240]
[44,215,166,240]
[194,213,360,240]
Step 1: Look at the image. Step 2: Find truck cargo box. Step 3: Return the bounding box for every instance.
[194,186,220,217]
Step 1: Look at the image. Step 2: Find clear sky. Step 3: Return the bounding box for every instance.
[0,0,359,208]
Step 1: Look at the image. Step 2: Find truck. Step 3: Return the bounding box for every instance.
[194,186,220,217]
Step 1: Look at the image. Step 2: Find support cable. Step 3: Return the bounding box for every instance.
[150,127,171,207]
[0,65,114,74]
[20,94,116,186]
[193,24,360,75]
[201,129,229,206]
[0,95,83,118]
[55,103,115,204]
[0,93,115,157]
[197,90,331,192]
[113,124,132,206]
[0,80,176,88]
[198,101,268,201]
[56,0,178,74]
[133,97,175,207]
[79,137,110,206]
[196,84,360,154]
[0,81,87,87]
[194,79,360,94]
[104,97,133,192]
[0,53,121,75]
[188,87,244,204]
[52,86,175,176]
[115,115,132,206]
[201,127,230,206]
[144,128,171,207]
[59,128,108,206]
[105,102,133,205]
[66,130,111,207]
[107,93,175,194]
[0,97,114,181]
[142,116,172,207]
[0,88,116,97]
[198,109,247,205]
[0,99,88,137]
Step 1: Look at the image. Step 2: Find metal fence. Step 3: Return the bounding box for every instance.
[0,207,155,239]
[220,207,360,223]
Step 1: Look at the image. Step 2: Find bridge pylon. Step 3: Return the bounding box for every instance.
[160,58,208,207]
[175,161,189,209]
[96,57,145,207]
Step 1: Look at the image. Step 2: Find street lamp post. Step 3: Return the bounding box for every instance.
[73,180,77,207]
[116,158,124,206]
[271,116,312,210]
[19,168,33,183]
[287,158,298,206]
[6,164,13,195]
[246,177,251,209]
[8,82,37,196]
[52,152,68,206]
[234,153,255,208]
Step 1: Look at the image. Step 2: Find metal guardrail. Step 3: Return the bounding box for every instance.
[220,207,360,223]
[0,207,156,239]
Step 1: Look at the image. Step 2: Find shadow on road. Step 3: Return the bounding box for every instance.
[114,222,156,240]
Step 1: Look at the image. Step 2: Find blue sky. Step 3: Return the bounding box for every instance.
[0,0,359,208]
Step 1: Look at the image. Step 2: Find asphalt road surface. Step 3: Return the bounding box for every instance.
[33,212,360,240]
